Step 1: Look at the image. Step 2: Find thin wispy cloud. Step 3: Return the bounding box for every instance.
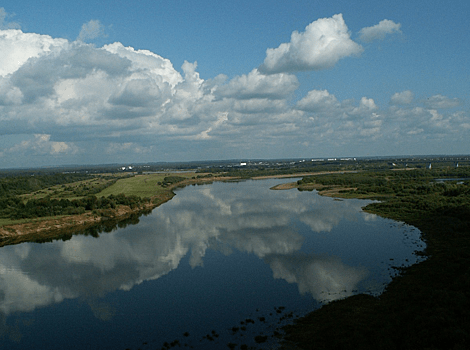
[77,19,107,42]
[0,7,20,29]
[358,19,402,42]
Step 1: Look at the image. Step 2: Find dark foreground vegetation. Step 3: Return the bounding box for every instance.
[281,166,470,350]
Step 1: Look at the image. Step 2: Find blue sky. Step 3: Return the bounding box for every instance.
[0,1,469,168]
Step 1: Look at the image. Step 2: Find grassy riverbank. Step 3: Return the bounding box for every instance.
[0,172,215,246]
[280,169,470,350]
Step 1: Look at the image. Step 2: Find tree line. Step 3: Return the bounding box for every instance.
[298,167,470,227]
[0,193,151,220]
[0,173,94,197]
[0,173,149,221]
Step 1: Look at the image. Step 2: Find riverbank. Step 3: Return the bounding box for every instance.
[0,173,327,247]
[279,180,470,349]
[0,175,232,247]
[0,190,173,247]
[0,171,352,247]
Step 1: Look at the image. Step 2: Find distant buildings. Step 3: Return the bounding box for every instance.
[120,166,134,171]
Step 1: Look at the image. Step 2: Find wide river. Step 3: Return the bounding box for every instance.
[0,178,425,349]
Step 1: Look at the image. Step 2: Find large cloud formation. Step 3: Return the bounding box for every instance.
[259,14,363,74]
[0,13,468,167]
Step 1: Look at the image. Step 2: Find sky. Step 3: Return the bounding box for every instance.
[0,0,469,168]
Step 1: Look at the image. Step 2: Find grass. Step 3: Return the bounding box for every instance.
[16,172,181,202]
[19,177,117,201]
[97,174,165,197]
[0,218,20,226]
[1,172,202,229]
[97,172,199,198]
[0,215,66,227]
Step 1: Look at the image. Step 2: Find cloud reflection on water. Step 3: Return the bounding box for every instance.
[0,180,399,322]
[265,253,368,302]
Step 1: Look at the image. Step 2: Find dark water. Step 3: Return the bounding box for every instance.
[0,178,425,349]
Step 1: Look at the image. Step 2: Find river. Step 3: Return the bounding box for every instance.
[0,178,425,349]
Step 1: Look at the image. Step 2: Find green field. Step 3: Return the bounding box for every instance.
[17,172,198,202]
[20,177,116,201]
[0,172,204,227]
[97,172,198,198]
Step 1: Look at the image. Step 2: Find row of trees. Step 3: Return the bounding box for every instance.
[1,193,151,220]
[298,168,470,228]
[298,168,470,195]
[57,179,117,197]
[0,173,92,197]
[0,172,143,220]
[160,176,187,187]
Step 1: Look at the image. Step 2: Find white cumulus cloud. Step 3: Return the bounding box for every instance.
[296,89,341,113]
[215,69,299,100]
[7,134,77,155]
[358,19,402,42]
[259,14,363,74]
[424,94,462,109]
[0,29,68,77]
[0,12,468,167]
[390,90,414,105]
[103,42,183,87]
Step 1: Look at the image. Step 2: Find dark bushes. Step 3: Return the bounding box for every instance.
[4,194,150,220]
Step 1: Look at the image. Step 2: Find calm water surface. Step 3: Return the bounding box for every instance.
[0,178,425,349]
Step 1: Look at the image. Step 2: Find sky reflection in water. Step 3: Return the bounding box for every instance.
[0,178,425,349]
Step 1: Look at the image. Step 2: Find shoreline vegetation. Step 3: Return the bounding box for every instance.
[0,173,234,246]
[0,170,352,246]
[279,170,470,350]
[1,163,469,349]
